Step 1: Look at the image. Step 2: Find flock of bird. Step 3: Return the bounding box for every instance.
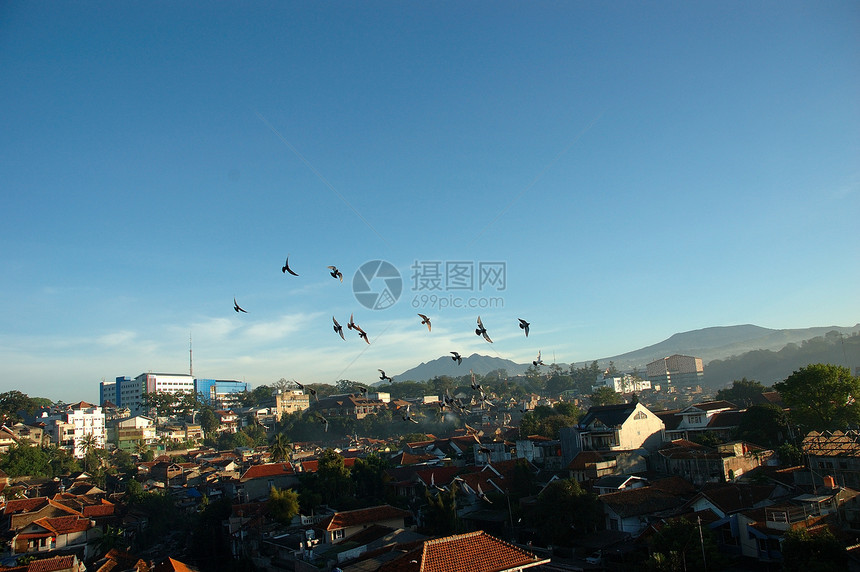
[231,255,547,432]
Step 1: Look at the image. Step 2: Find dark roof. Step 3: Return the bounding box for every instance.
[580,403,637,428]
[707,410,744,429]
[696,483,779,514]
[600,486,690,518]
[654,409,682,431]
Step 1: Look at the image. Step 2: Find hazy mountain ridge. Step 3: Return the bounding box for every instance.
[394,324,860,384]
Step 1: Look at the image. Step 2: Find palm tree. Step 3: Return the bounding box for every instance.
[133,439,148,459]
[78,432,100,472]
[269,433,291,462]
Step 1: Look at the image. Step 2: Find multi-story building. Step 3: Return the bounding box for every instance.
[196,379,250,409]
[560,403,665,463]
[646,354,704,388]
[115,415,157,452]
[100,373,195,414]
[274,389,310,417]
[592,372,652,394]
[39,402,106,459]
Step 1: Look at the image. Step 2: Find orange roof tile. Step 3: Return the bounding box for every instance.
[25,555,77,572]
[240,463,295,481]
[153,557,197,572]
[379,530,548,572]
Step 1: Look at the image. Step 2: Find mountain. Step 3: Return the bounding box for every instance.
[598,324,860,372]
[395,353,528,382]
[393,324,860,384]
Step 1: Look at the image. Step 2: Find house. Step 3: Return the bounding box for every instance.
[656,440,773,485]
[320,505,411,544]
[315,395,387,420]
[115,415,157,452]
[600,477,695,536]
[801,430,860,489]
[237,462,298,501]
[0,554,85,572]
[593,474,648,495]
[663,400,739,441]
[374,530,549,571]
[561,403,665,463]
[11,514,97,558]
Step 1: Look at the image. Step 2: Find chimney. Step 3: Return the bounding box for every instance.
[823,475,837,489]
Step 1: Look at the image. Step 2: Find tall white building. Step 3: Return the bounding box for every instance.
[40,401,106,459]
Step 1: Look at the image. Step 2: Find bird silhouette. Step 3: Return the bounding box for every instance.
[233,298,247,313]
[470,370,482,391]
[307,386,318,401]
[417,313,431,332]
[327,266,343,282]
[354,385,368,396]
[347,313,357,331]
[476,483,493,503]
[355,325,370,344]
[475,316,492,343]
[401,404,419,424]
[378,369,393,383]
[314,412,329,432]
[518,318,530,337]
[450,351,462,365]
[332,317,345,340]
[282,255,299,276]
[532,351,545,367]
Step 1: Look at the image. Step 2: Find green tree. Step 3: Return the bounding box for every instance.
[198,407,219,438]
[715,378,768,407]
[79,432,101,472]
[781,528,847,572]
[647,517,720,571]
[591,386,624,406]
[736,404,788,448]
[267,488,300,524]
[774,364,860,430]
[351,453,389,503]
[423,485,459,536]
[269,433,291,462]
[0,390,40,423]
[527,478,601,544]
[0,443,51,477]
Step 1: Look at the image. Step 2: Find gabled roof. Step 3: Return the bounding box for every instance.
[323,505,410,531]
[707,410,743,428]
[3,497,49,515]
[377,530,549,572]
[694,483,779,515]
[567,451,606,470]
[21,555,78,572]
[682,400,737,413]
[27,514,93,535]
[239,463,295,481]
[579,403,638,428]
[600,485,690,518]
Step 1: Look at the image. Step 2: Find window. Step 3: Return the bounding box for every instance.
[333,529,344,540]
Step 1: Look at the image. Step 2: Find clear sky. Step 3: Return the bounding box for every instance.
[2,1,858,403]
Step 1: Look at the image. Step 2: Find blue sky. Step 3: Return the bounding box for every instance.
[2,2,858,403]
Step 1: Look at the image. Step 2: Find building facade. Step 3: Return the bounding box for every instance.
[646,354,704,388]
[196,379,250,409]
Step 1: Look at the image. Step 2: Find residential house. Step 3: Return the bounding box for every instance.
[600,477,696,536]
[801,430,860,489]
[663,400,740,441]
[656,440,773,485]
[274,389,310,416]
[320,505,411,544]
[315,395,387,420]
[237,462,298,502]
[560,402,665,464]
[37,402,106,459]
[115,415,157,452]
[11,514,97,558]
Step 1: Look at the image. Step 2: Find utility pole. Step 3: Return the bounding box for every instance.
[697,515,707,571]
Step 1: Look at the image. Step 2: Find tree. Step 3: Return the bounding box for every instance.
[715,378,768,407]
[527,478,601,544]
[423,485,459,536]
[647,517,720,571]
[781,528,847,572]
[79,432,101,472]
[0,390,39,423]
[736,404,788,447]
[198,406,219,438]
[269,433,291,462]
[0,443,51,477]
[316,449,353,504]
[774,364,860,430]
[351,453,389,502]
[267,488,300,524]
[591,386,623,406]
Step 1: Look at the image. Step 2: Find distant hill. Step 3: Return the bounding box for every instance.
[598,324,860,372]
[395,353,529,382]
[394,324,860,386]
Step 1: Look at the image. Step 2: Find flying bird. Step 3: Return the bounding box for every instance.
[532,351,545,367]
[355,325,370,344]
[332,316,345,340]
[347,313,357,331]
[401,404,419,424]
[518,318,530,337]
[470,370,482,392]
[307,386,319,401]
[327,266,343,282]
[233,298,247,313]
[417,313,431,332]
[475,316,492,343]
[450,351,462,365]
[476,483,493,503]
[282,255,299,276]
[314,412,329,432]
[354,385,368,396]
[378,369,393,383]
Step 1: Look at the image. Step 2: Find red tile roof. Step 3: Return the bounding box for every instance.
[379,530,548,572]
[239,463,295,481]
[3,497,48,515]
[24,555,77,572]
[34,514,93,535]
[324,505,410,531]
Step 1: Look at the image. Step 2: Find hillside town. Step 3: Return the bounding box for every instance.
[1,356,859,572]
